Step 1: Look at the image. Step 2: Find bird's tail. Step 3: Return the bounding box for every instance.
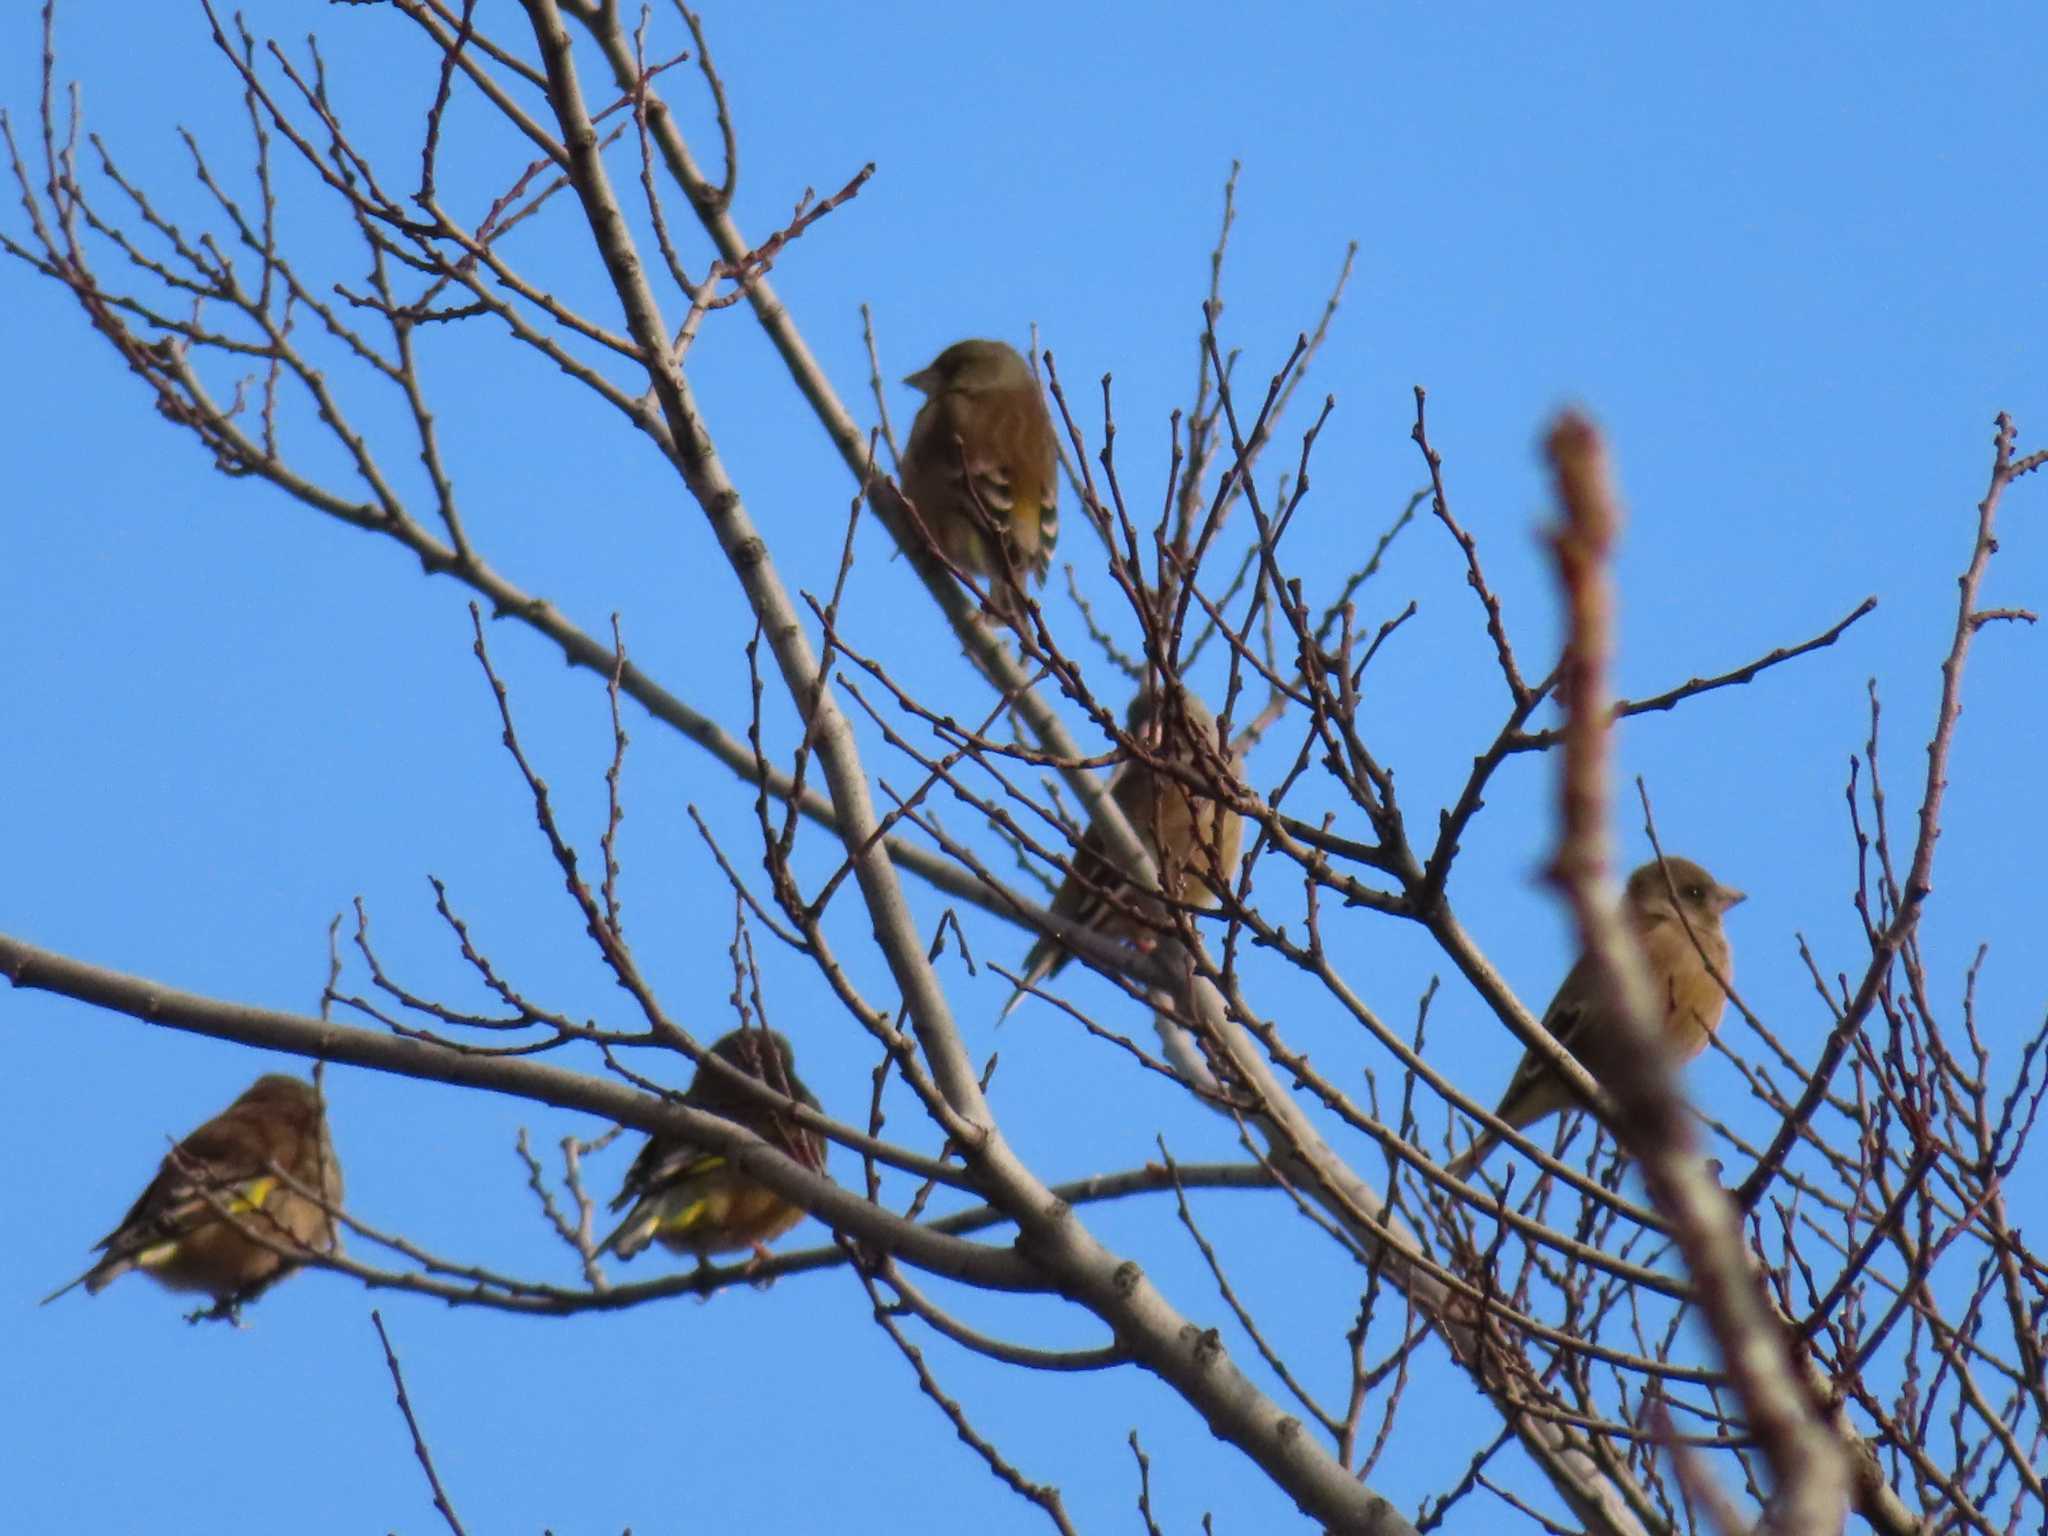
[41,1255,124,1306]
[996,941,1065,1023]
[1442,1130,1501,1185]
[598,1201,661,1262]
[39,1271,88,1307]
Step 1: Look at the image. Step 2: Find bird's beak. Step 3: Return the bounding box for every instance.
[1716,887,1747,912]
[902,367,938,393]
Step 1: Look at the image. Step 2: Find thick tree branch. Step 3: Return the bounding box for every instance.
[1539,411,1848,1534]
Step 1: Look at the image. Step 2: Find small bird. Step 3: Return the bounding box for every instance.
[46,1072,343,1308]
[899,338,1059,613]
[1445,856,1745,1181]
[602,1028,827,1266]
[1003,689,1243,1018]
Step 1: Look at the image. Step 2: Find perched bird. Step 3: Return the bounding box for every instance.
[45,1072,343,1308]
[1002,689,1243,1018]
[602,1028,827,1265]
[1446,856,1745,1181]
[899,339,1059,612]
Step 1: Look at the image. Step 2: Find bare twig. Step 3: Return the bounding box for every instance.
[370,1310,470,1536]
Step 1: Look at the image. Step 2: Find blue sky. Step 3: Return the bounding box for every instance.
[4,4,2044,1532]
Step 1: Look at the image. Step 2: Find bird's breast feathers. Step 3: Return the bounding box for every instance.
[1641,919,1732,1050]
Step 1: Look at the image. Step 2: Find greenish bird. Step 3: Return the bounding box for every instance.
[900,338,1060,616]
[602,1029,827,1266]
[46,1072,343,1309]
[1003,689,1243,1019]
[1446,857,1745,1181]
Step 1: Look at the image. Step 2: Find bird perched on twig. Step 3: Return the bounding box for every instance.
[899,338,1059,616]
[1002,689,1243,1019]
[602,1028,827,1267]
[1445,856,1745,1181]
[45,1072,343,1310]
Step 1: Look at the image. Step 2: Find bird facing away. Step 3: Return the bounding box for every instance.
[46,1072,343,1308]
[1003,689,1244,1018]
[899,338,1059,613]
[1446,856,1745,1181]
[602,1028,828,1265]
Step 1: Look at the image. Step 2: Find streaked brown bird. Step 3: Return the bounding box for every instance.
[899,338,1059,613]
[1446,856,1745,1181]
[46,1072,343,1308]
[1003,689,1243,1018]
[602,1028,827,1266]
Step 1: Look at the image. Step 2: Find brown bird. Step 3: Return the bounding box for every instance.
[899,338,1059,613]
[1446,856,1745,1180]
[602,1028,828,1266]
[46,1072,343,1308]
[1003,689,1243,1018]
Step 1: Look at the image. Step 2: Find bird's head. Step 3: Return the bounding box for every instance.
[705,1027,799,1083]
[237,1074,322,1112]
[904,338,1033,396]
[1125,686,1222,759]
[1626,857,1745,930]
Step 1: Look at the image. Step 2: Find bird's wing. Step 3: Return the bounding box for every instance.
[602,1076,820,1258]
[1010,756,1166,1003]
[962,392,1057,576]
[93,1112,280,1257]
[1487,962,1606,1131]
[600,1141,732,1258]
[907,395,1009,510]
[609,1132,712,1213]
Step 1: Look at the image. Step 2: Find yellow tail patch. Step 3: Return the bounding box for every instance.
[137,1175,278,1267]
[656,1157,733,1235]
[658,1198,711,1234]
[137,1240,181,1270]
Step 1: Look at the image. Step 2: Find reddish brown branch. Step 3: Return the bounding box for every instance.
[370,1310,471,1536]
[1540,410,1849,1532]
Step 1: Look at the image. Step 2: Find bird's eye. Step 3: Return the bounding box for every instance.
[1685,884,1705,901]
